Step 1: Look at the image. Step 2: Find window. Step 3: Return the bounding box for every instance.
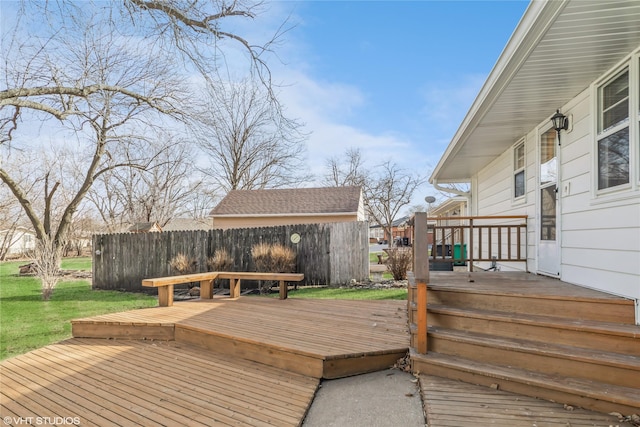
[597,69,630,190]
[513,141,525,198]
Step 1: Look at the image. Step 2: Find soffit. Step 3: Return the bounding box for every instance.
[431,0,640,182]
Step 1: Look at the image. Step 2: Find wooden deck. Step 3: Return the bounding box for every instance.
[3,276,636,426]
[428,271,636,323]
[71,297,410,379]
[2,298,408,427]
[420,375,633,427]
[1,338,318,427]
[429,271,632,300]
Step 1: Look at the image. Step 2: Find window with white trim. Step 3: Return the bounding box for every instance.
[513,141,525,198]
[597,69,630,190]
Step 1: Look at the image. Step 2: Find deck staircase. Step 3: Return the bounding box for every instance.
[409,274,640,415]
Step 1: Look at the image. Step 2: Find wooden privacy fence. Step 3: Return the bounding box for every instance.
[92,222,370,292]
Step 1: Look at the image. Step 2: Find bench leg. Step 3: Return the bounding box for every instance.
[200,279,213,299]
[157,285,174,307]
[229,278,240,298]
[279,280,288,300]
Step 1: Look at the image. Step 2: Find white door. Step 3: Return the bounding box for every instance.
[538,127,560,276]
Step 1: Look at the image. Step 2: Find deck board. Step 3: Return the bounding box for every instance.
[72,297,410,377]
[430,272,632,301]
[420,375,631,427]
[1,339,318,427]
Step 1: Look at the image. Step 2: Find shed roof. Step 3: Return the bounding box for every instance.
[210,186,362,217]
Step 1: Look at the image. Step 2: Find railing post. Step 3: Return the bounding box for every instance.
[469,218,474,272]
[413,212,429,354]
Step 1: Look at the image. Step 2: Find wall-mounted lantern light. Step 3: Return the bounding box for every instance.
[550,109,569,146]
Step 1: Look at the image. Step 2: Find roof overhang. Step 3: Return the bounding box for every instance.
[430,0,640,183]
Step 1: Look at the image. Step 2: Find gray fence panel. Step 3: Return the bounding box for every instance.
[92,222,369,291]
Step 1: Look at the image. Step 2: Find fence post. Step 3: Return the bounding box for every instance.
[413,212,429,354]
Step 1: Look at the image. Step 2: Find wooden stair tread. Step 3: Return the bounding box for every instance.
[428,327,640,370]
[427,282,633,304]
[412,352,640,408]
[428,304,640,338]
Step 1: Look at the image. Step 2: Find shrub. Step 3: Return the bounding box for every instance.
[207,248,233,271]
[269,244,296,274]
[385,248,412,280]
[251,243,296,294]
[169,253,197,275]
[251,243,272,273]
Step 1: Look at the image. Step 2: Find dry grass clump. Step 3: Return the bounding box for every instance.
[251,243,297,294]
[207,248,233,271]
[251,243,272,273]
[385,248,412,280]
[169,253,197,274]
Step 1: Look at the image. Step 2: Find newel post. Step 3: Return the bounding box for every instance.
[413,212,429,354]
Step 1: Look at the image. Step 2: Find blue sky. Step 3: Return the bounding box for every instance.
[1,0,530,213]
[263,0,530,206]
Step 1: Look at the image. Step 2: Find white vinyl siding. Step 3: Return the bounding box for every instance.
[476,143,536,272]
[473,82,639,304]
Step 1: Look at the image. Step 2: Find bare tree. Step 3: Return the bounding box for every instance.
[88,135,202,228]
[1,1,283,298]
[194,79,311,192]
[323,147,368,188]
[364,161,426,242]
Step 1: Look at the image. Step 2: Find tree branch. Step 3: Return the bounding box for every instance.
[1,84,180,116]
[129,0,255,30]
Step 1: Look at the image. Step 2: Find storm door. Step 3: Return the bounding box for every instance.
[538,127,560,276]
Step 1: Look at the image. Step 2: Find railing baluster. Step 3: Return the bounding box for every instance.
[469,218,474,272]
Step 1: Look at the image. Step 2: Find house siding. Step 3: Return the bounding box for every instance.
[475,143,536,272]
[473,75,640,304]
[213,214,359,230]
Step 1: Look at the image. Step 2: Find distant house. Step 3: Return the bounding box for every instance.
[429,197,467,219]
[128,222,162,233]
[429,1,640,322]
[162,218,211,232]
[210,186,365,230]
[0,226,35,258]
[369,216,413,245]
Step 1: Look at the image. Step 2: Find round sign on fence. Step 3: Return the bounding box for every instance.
[290,233,301,244]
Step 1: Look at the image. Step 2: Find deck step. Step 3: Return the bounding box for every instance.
[427,285,636,324]
[411,351,640,415]
[427,304,640,355]
[174,321,408,380]
[427,327,640,388]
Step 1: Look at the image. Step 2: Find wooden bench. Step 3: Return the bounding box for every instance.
[142,271,304,307]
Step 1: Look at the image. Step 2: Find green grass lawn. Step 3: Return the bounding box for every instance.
[0,258,157,360]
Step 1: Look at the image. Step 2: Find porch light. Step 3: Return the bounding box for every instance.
[550,109,569,145]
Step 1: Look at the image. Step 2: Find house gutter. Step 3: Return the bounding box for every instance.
[429,0,566,183]
[432,180,470,198]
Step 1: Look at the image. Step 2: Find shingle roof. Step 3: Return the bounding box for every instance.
[162,218,211,231]
[210,186,362,216]
[128,222,161,232]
